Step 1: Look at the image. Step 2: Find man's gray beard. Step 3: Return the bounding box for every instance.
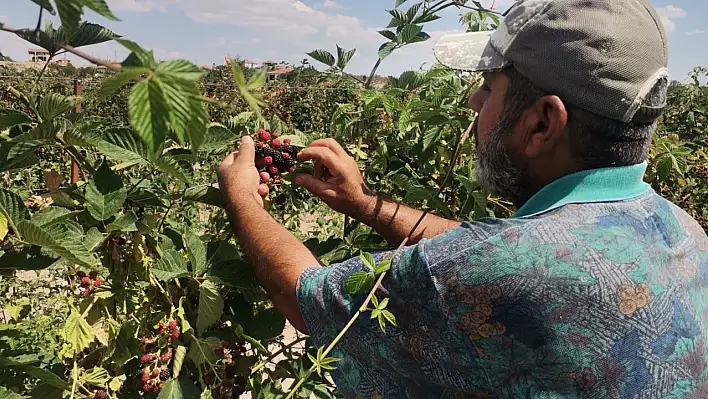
[474,120,529,207]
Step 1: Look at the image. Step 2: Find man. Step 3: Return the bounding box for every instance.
[217,0,708,397]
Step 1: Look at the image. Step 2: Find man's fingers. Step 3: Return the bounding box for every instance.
[294,174,337,198]
[308,138,347,156]
[234,135,255,166]
[297,147,339,171]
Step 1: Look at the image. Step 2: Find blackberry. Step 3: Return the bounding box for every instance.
[94,390,108,399]
[271,152,284,165]
[234,376,246,386]
[283,157,295,167]
[279,145,299,156]
[255,147,265,157]
[159,369,170,381]
[262,147,279,157]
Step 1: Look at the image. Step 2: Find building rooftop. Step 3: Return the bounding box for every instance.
[27,48,49,53]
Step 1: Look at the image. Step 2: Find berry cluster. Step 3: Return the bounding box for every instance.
[75,270,104,297]
[205,341,249,399]
[254,129,300,185]
[136,319,179,393]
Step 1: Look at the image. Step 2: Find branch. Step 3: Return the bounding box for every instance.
[1,24,122,71]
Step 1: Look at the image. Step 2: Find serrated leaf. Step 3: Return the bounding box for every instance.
[55,0,83,33]
[0,386,26,398]
[182,186,224,208]
[62,309,95,357]
[359,252,376,272]
[397,24,424,44]
[184,232,207,275]
[84,228,104,251]
[106,211,138,232]
[85,162,126,221]
[0,109,33,130]
[80,0,118,20]
[80,367,110,387]
[172,345,187,377]
[155,155,192,184]
[109,375,126,392]
[17,221,97,268]
[0,188,27,238]
[378,30,398,42]
[345,271,374,295]
[177,297,193,334]
[378,42,398,60]
[157,377,201,399]
[128,78,170,159]
[197,280,224,334]
[247,66,267,90]
[0,246,58,271]
[91,318,110,346]
[118,39,155,68]
[306,49,335,67]
[156,60,205,82]
[152,249,190,281]
[98,127,150,164]
[100,68,148,98]
[187,336,219,366]
[336,45,356,70]
[67,21,118,47]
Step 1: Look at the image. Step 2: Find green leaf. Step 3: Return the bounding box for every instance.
[67,22,118,48]
[378,42,398,60]
[84,227,104,251]
[345,271,374,295]
[359,252,376,272]
[106,211,138,232]
[157,377,200,399]
[155,155,192,185]
[336,45,356,70]
[80,367,110,387]
[0,109,33,130]
[38,93,74,122]
[62,309,95,357]
[172,345,187,378]
[0,386,26,398]
[55,0,83,33]
[197,280,224,334]
[100,68,148,98]
[156,59,205,82]
[30,0,55,14]
[374,259,391,275]
[378,30,398,42]
[397,24,425,44]
[17,221,97,268]
[245,308,286,341]
[0,189,27,239]
[128,78,170,158]
[152,249,190,281]
[184,232,207,275]
[182,186,224,208]
[176,297,193,334]
[118,39,155,68]
[85,161,127,221]
[187,336,219,366]
[0,246,58,271]
[20,366,69,389]
[79,0,118,21]
[98,127,150,164]
[247,66,268,91]
[306,49,335,67]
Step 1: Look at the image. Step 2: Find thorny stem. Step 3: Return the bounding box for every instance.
[286,119,475,398]
[364,59,383,89]
[251,336,309,374]
[0,25,121,71]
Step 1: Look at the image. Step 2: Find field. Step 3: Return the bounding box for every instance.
[0,1,707,398]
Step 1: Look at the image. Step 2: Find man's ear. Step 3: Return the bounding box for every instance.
[522,95,568,158]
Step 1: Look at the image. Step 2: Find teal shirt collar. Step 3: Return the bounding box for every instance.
[513,162,651,218]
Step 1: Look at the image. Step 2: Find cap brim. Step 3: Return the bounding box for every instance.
[433,31,510,72]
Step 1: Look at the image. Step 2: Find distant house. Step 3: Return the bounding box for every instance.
[267,66,294,81]
[28,48,50,62]
[244,59,260,69]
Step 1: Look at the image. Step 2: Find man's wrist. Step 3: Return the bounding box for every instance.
[224,192,263,220]
[351,190,379,225]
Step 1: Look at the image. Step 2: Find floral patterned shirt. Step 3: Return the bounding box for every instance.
[297,162,708,399]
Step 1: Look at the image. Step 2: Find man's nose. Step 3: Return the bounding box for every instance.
[468,89,484,113]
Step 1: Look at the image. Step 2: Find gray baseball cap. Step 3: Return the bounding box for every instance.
[434,0,668,123]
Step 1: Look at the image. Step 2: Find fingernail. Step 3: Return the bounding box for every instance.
[241,136,253,144]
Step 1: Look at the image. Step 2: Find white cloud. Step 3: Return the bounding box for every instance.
[106,0,166,12]
[655,5,687,34]
[323,0,344,9]
[686,29,706,36]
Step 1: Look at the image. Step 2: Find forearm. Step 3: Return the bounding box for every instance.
[354,193,462,246]
[225,200,320,333]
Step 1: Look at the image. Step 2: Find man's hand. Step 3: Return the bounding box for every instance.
[218,136,269,210]
[294,138,375,219]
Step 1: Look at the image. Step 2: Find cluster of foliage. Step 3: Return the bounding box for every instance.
[0,1,706,398]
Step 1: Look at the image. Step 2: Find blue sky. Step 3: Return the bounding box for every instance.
[0,0,706,81]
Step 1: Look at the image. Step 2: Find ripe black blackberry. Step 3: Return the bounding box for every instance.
[262,147,279,157]
[279,145,299,156]
[159,369,170,381]
[283,157,295,167]
[271,152,284,165]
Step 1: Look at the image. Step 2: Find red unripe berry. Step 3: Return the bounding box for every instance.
[260,172,271,183]
[168,320,177,330]
[288,167,295,173]
[93,279,103,288]
[271,139,282,148]
[82,289,90,297]
[167,337,173,344]
[76,271,86,279]
[263,156,273,165]
[282,152,290,160]
[257,142,264,149]
[140,354,153,363]
[160,352,172,363]
[89,271,99,279]
[272,132,279,138]
[152,385,160,392]
[171,330,180,340]
[283,138,292,145]
[142,384,151,392]
[141,374,150,383]
[269,165,279,175]
[142,367,151,375]
[152,368,160,377]
[258,130,271,142]
[80,277,91,287]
